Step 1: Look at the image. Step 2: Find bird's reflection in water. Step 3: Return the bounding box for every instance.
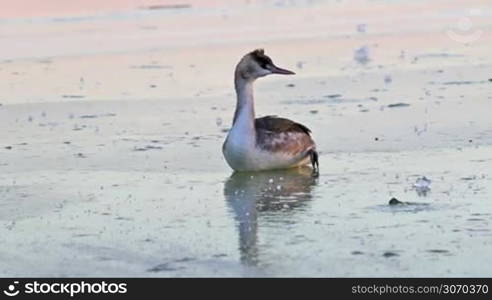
[224,167,318,267]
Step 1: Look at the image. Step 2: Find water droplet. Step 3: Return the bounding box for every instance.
[215,117,222,127]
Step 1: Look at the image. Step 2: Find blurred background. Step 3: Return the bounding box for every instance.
[1,0,490,102]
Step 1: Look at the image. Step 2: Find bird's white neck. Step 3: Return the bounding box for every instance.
[232,75,256,135]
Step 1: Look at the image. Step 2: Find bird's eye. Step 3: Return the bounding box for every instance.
[250,50,273,69]
[259,57,272,69]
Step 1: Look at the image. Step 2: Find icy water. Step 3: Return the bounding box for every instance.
[1,94,491,276]
[1,147,491,277]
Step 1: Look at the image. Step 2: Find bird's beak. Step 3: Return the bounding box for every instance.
[269,64,295,75]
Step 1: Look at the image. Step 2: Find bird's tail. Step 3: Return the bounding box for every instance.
[308,149,319,175]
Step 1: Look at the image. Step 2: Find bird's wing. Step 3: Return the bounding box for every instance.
[255,116,315,155]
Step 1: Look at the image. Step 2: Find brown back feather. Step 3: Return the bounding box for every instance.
[255,116,315,155]
[255,116,312,135]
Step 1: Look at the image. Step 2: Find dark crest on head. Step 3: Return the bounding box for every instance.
[249,49,273,69]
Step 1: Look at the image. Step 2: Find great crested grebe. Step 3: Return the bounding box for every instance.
[222,49,319,172]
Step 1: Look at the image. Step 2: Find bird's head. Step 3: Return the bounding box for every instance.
[235,49,295,81]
